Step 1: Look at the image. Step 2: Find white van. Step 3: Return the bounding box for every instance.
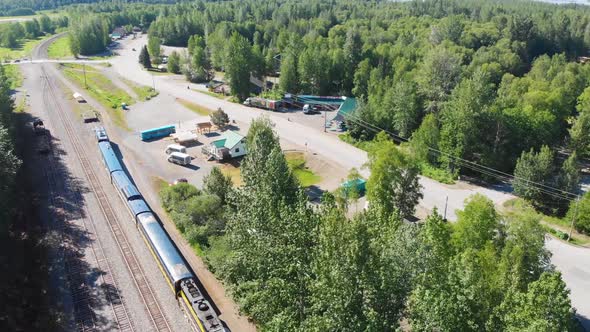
[165,144,187,155]
[168,152,191,165]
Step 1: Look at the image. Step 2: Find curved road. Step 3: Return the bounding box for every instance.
[29,32,590,331]
[108,35,590,330]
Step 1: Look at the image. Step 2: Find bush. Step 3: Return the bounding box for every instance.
[568,192,590,235]
[184,224,209,246]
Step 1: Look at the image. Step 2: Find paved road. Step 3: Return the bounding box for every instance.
[32,32,590,330]
[109,35,514,221]
[546,237,590,330]
[106,35,590,330]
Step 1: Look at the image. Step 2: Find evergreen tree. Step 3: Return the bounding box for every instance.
[210,108,230,129]
[139,45,152,69]
[203,167,233,205]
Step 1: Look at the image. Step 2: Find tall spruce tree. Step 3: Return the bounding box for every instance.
[139,45,151,69]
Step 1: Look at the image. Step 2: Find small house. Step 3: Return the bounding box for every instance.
[206,131,246,161]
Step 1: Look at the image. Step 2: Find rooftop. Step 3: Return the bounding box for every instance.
[212,130,245,149]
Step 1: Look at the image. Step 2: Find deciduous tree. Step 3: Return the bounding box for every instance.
[366,138,422,219]
[225,32,252,101]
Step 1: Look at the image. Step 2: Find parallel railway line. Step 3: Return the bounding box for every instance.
[41,97,133,331]
[40,64,172,332]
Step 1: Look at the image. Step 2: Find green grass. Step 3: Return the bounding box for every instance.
[285,152,322,187]
[60,63,133,130]
[0,34,54,60]
[4,65,23,89]
[177,98,212,116]
[420,163,455,184]
[338,132,379,152]
[220,164,243,186]
[121,78,159,101]
[47,34,72,59]
[501,198,590,246]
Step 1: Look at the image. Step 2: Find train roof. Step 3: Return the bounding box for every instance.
[112,171,141,200]
[137,213,193,283]
[128,198,151,217]
[98,141,123,173]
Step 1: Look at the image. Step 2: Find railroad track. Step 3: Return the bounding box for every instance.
[40,65,171,332]
[40,75,134,332]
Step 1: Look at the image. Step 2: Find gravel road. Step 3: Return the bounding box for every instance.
[21,36,195,331]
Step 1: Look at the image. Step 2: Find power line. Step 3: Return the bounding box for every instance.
[341,111,578,202]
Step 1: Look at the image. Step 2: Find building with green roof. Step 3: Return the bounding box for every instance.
[207,130,247,160]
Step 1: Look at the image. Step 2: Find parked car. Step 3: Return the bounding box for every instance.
[165,144,187,155]
[171,178,188,186]
[167,152,191,166]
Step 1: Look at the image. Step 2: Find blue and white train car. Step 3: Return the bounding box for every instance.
[137,212,193,293]
[98,141,122,175]
[112,170,141,199]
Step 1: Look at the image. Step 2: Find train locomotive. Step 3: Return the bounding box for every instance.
[96,128,224,332]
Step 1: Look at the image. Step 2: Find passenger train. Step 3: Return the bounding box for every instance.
[96,127,224,332]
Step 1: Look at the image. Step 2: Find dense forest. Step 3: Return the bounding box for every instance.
[151,0,590,205]
[0,0,183,16]
[0,15,67,53]
[161,118,578,331]
[61,0,588,216]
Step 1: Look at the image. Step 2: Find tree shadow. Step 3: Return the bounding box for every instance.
[16,111,126,331]
[304,185,325,203]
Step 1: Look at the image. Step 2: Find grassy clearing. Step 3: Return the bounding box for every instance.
[220,164,243,186]
[285,152,322,187]
[4,65,23,89]
[121,78,159,101]
[338,132,378,152]
[0,34,54,60]
[420,163,455,184]
[47,34,72,59]
[501,198,590,246]
[177,98,212,116]
[60,63,132,130]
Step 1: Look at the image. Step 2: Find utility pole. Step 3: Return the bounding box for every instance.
[83,64,87,89]
[568,195,580,242]
[443,196,448,221]
[324,108,327,132]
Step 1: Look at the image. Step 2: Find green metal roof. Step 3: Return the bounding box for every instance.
[212,131,244,149]
[212,139,226,148]
[337,97,357,116]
